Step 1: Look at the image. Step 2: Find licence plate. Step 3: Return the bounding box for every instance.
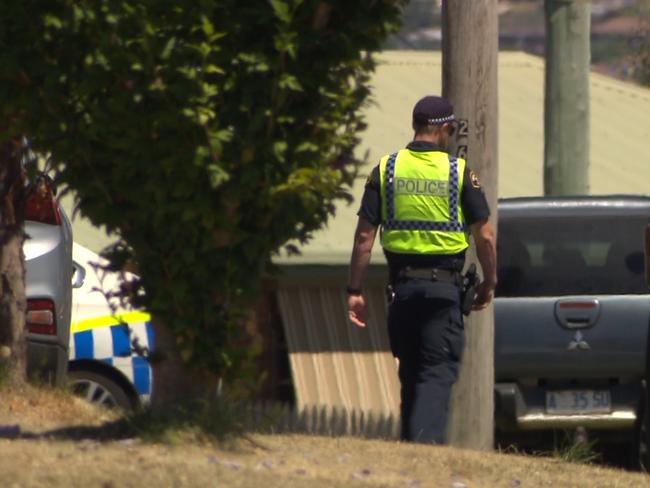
[545,390,611,414]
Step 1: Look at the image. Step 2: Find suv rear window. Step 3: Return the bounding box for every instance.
[496,215,647,297]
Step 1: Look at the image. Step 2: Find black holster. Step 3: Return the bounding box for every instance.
[461,263,479,316]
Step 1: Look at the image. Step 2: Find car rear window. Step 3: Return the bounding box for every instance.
[496,214,647,297]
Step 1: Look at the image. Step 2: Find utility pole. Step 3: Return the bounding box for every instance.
[442,0,498,450]
[544,0,591,195]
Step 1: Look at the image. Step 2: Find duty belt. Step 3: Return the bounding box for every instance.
[397,267,461,285]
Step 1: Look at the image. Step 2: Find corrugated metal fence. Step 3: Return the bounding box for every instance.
[276,279,400,420]
[244,401,400,440]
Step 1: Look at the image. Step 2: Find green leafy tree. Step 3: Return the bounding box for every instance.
[0,1,405,403]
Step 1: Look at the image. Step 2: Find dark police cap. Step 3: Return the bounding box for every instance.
[412,96,455,125]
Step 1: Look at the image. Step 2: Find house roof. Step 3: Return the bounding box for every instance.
[274,50,650,265]
[63,51,650,262]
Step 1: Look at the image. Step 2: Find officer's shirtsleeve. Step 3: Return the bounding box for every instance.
[461,165,490,225]
[357,165,381,226]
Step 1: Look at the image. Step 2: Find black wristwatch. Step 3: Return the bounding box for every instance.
[346,286,363,296]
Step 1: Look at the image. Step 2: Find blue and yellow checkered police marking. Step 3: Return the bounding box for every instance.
[69,312,154,402]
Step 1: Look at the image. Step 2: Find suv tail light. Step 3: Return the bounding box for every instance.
[26,299,57,335]
[24,177,62,226]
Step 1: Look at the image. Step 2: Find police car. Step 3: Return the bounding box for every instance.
[68,243,153,410]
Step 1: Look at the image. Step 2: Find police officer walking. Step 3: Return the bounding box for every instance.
[346,95,497,444]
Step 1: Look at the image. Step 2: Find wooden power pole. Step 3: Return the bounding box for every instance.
[544,0,591,195]
[442,0,498,450]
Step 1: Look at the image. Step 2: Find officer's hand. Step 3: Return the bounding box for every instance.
[348,294,369,328]
[472,281,496,311]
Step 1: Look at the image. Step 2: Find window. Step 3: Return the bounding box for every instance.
[496,215,646,297]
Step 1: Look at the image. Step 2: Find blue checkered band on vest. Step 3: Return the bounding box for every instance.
[384,152,466,232]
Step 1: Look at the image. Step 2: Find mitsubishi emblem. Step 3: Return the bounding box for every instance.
[567,330,591,351]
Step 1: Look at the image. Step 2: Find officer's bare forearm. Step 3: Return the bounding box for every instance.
[471,220,497,287]
[348,217,378,289]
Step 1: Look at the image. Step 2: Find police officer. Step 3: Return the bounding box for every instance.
[346,95,497,444]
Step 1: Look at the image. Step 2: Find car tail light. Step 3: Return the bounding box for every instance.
[26,299,57,335]
[24,178,62,225]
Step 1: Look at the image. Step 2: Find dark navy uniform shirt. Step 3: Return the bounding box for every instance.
[358,140,490,275]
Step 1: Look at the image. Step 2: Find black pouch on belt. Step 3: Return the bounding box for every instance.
[461,263,479,316]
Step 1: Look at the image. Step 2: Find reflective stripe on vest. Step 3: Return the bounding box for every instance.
[379,149,469,255]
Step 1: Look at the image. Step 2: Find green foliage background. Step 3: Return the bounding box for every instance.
[0,1,405,380]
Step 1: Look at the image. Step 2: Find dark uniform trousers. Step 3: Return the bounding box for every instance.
[387,278,465,444]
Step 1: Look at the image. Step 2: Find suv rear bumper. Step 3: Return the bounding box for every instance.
[495,382,640,432]
[27,340,67,386]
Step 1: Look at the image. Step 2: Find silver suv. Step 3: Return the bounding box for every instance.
[23,175,82,385]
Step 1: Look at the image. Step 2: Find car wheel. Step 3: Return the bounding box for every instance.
[68,370,133,411]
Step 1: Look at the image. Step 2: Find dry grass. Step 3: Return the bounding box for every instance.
[0,383,118,432]
[1,386,649,487]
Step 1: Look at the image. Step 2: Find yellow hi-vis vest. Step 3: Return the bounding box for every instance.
[379,149,469,255]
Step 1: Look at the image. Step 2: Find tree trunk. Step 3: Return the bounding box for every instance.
[0,141,27,386]
[150,316,221,408]
[442,0,498,450]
